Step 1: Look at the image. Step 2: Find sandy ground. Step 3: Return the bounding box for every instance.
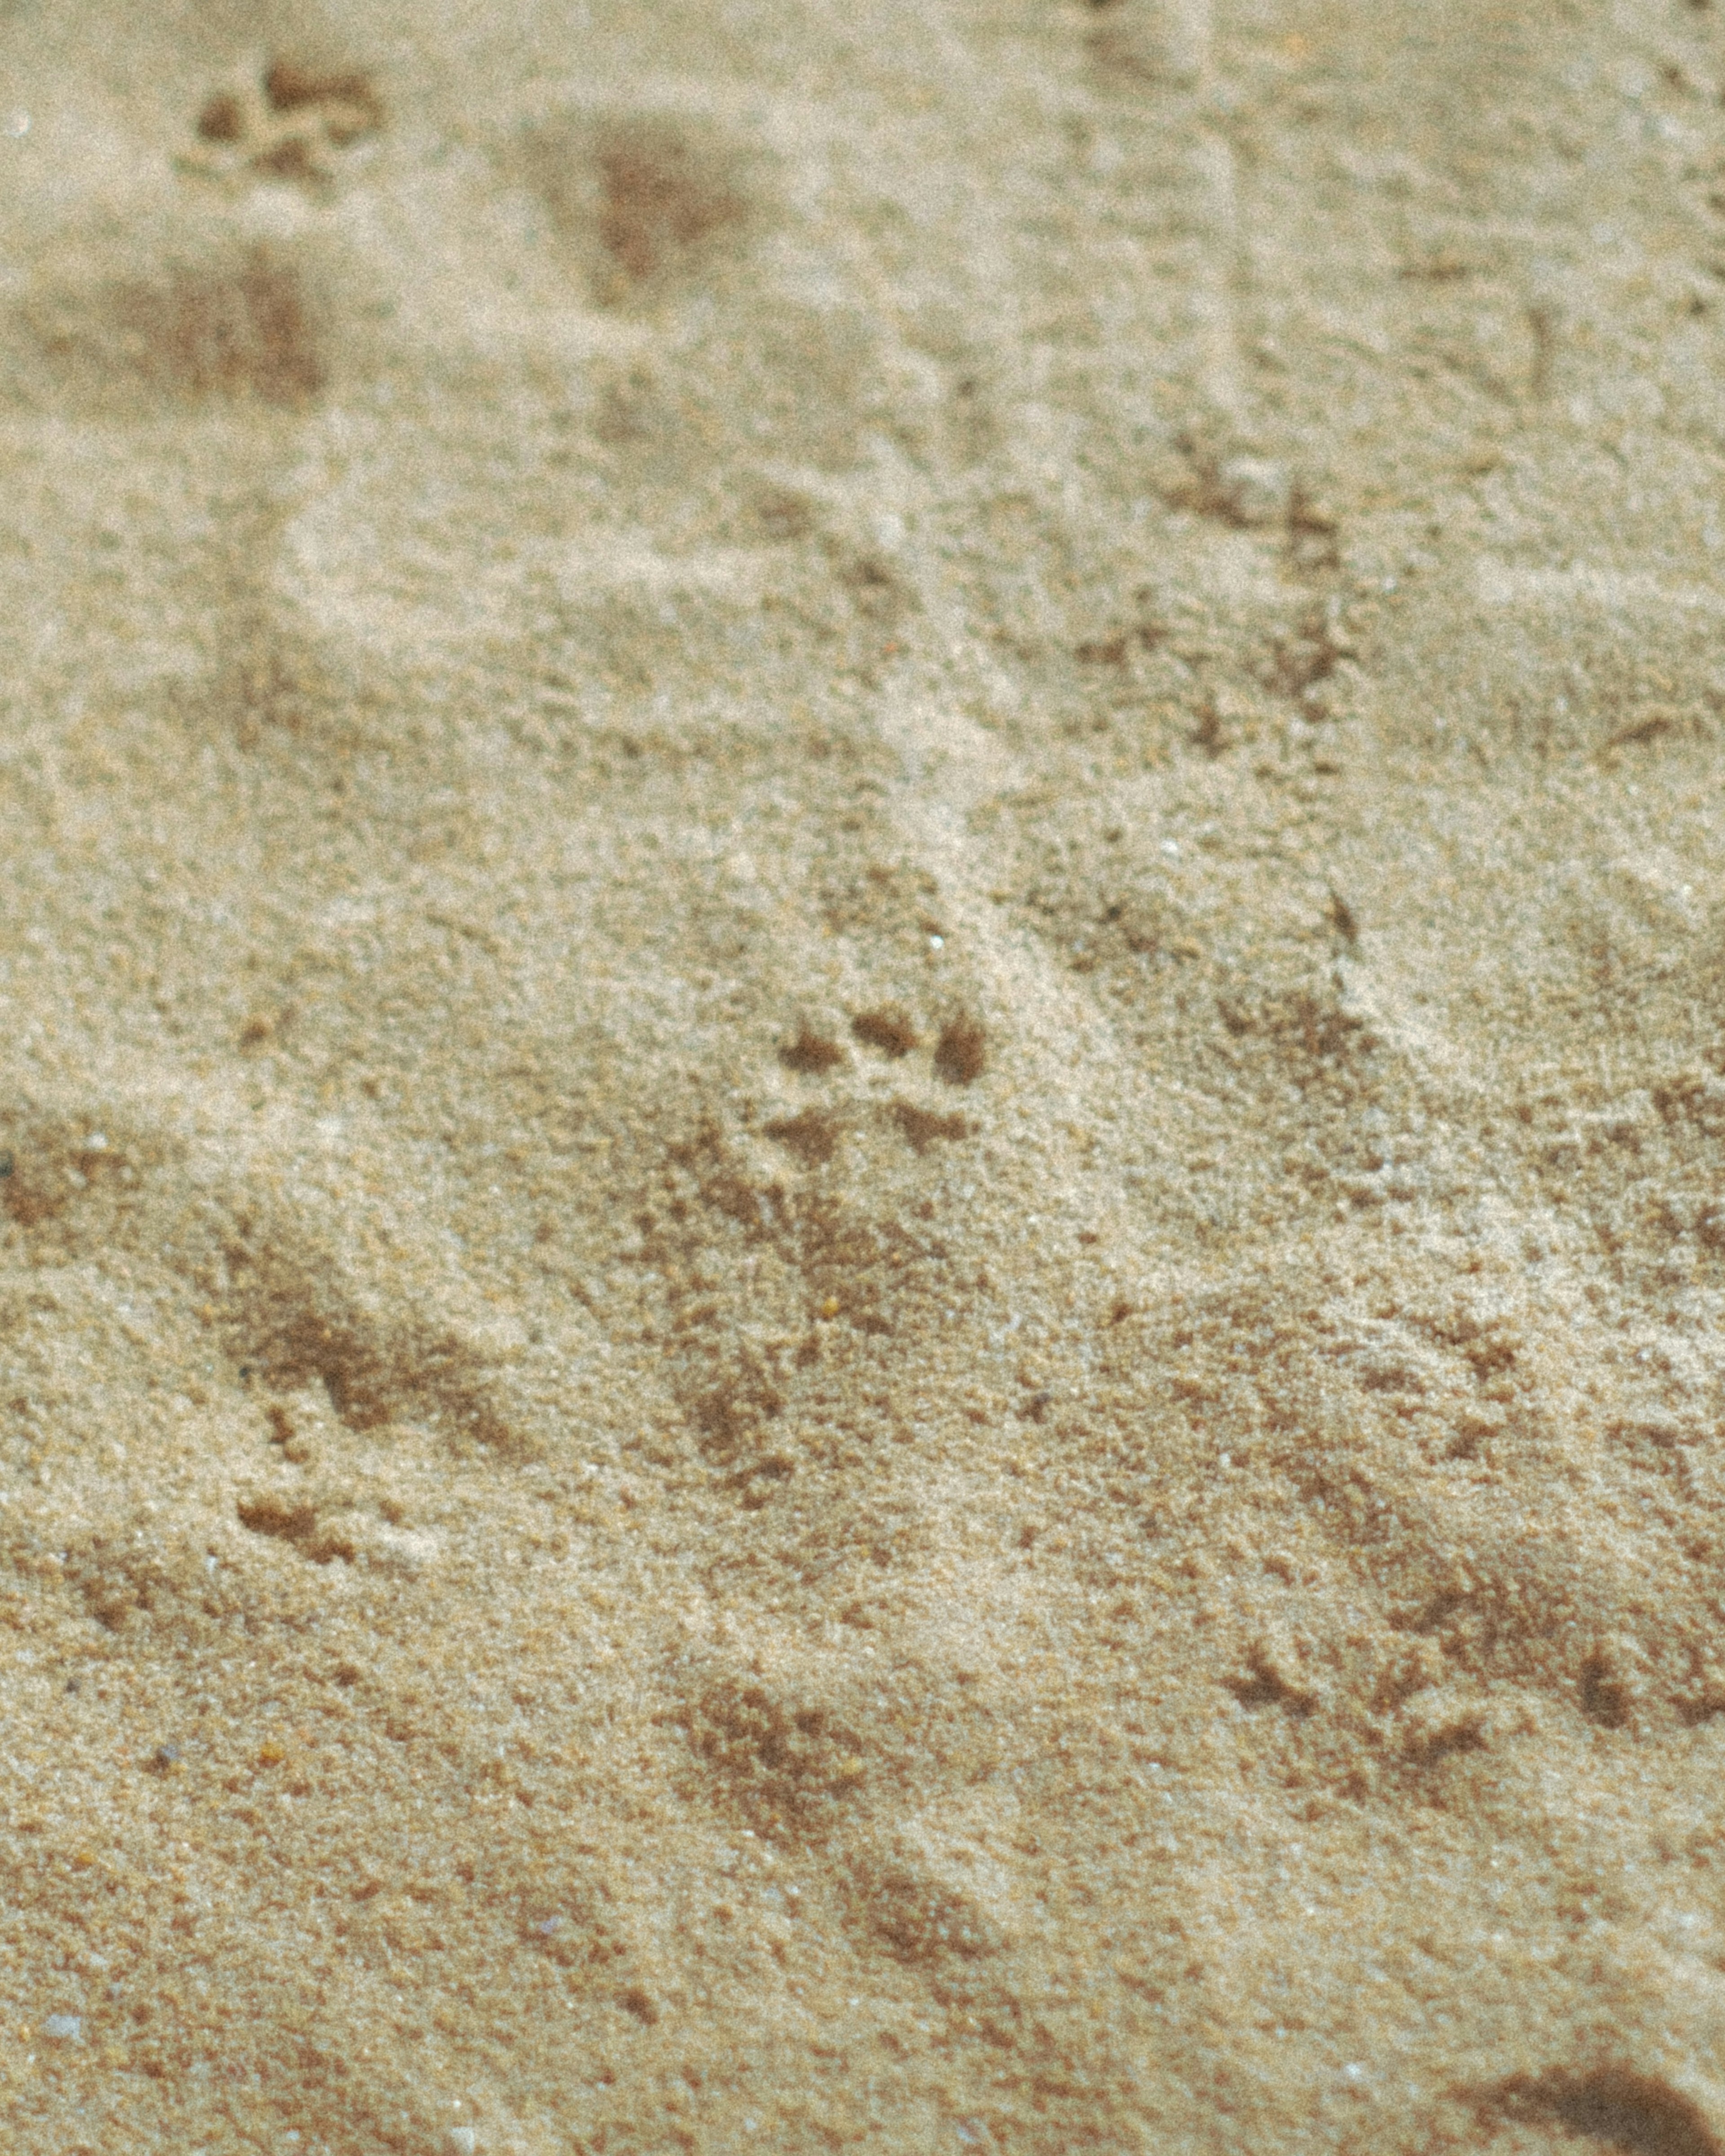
[3,0,1725,2149]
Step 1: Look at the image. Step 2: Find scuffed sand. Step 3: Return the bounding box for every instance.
[4,1,1725,2149]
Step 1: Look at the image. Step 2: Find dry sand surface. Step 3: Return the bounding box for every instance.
[4,0,1725,2148]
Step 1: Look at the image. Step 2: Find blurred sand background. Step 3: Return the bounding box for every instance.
[4,0,1725,2149]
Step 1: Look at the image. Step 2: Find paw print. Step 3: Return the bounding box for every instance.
[762,1007,988,1171]
[178,54,384,191]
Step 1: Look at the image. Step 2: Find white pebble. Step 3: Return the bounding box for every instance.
[41,2014,82,2041]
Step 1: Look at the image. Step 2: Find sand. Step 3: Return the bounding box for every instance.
[3,0,1725,2149]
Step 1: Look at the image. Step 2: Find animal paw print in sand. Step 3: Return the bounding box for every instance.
[764,1007,987,1168]
[179,55,384,190]
[235,1382,440,1573]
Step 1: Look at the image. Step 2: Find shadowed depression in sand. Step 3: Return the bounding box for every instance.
[4,1,1725,2150]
